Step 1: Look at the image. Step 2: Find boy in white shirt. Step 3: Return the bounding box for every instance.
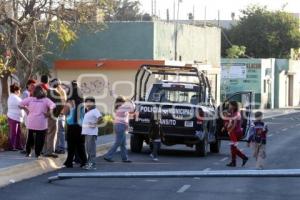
[82,97,102,170]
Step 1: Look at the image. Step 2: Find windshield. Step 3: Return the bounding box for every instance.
[148,85,200,104]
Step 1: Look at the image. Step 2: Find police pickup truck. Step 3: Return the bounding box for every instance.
[128,65,252,156]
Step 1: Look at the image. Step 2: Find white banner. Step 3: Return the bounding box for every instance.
[221,65,247,79]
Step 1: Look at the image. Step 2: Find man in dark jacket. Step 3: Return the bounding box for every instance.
[43,78,64,158]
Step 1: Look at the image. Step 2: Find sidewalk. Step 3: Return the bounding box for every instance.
[0,134,116,188]
[0,108,299,188]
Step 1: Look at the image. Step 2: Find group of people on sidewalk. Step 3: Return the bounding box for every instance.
[6,77,268,170]
[7,76,67,158]
[6,77,135,170]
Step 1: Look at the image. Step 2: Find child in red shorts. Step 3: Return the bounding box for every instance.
[226,101,248,167]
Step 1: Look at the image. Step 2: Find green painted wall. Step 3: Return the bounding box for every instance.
[46,21,221,67]
[221,58,263,107]
[51,22,154,60]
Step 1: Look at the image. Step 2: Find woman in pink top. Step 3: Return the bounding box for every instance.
[19,85,56,158]
[104,96,135,162]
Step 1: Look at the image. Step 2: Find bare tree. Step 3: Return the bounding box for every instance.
[0,0,112,113]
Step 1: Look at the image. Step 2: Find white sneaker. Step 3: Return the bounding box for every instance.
[83,163,96,170]
[150,154,158,161]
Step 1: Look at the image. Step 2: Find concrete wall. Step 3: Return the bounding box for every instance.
[288,60,300,107]
[153,22,221,68]
[274,59,289,108]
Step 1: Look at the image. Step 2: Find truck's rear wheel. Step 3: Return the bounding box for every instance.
[210,140,221,153]
[195,138,208,157]
[130,135,144,153]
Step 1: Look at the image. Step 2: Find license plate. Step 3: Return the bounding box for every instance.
[184,121,194,127]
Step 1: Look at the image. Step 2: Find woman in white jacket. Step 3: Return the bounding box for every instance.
[7,83,24,151]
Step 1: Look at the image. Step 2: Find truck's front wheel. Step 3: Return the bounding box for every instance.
[195,138,208,157]
[130,135,144,153]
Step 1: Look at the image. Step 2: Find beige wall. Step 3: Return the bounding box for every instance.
[56,69,137,114]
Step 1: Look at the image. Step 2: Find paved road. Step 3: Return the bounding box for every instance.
[1,113,300,200]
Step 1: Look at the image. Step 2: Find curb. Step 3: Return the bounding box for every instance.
[263,110,300,119]
[0,142,113,188]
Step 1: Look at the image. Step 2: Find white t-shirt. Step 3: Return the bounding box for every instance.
[7,94,24,122]
[82,108,102,136]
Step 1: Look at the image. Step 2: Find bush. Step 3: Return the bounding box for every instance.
[0,115,9,151]
[98,114,114,136]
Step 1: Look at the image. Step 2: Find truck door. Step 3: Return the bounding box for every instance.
[216,92,253,141]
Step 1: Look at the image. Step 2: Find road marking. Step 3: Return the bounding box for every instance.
[268,134,273,137]
[220,157,228,162]
[145,179,158,182]
[282,128,288,131]
[203,168,211,171]
[193,177,201,180]
[177,185,191,193]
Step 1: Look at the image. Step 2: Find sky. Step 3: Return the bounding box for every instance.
[138,0,300,20]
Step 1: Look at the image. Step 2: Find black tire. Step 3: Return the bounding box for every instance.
[195,138,208,157]
[210,140,221,153]
[130,135,144,153]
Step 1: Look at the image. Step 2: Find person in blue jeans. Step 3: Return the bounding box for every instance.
[55,115,66,154]
[104,96,135,163]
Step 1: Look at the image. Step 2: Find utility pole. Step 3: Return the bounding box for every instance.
[174,0,182,61]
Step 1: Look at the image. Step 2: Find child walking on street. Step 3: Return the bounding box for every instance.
[247,111,268,170]
[226,101,248,167]
[104,96,135,163]
[149,111,161,161]
[81,97,102,170]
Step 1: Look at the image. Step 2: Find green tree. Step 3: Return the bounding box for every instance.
[0,0,112,113]
[105,0,146,21]
[226,45,246,58]
[226,5,300,58]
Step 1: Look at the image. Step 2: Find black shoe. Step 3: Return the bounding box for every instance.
[44,153,58,158]
[104,157,114,162]
[122,159,132,163]
[64,163,73,168]
[242,157,249,167]
[20,150,27,154]
[226,161,236,167]
[55,150,65,154]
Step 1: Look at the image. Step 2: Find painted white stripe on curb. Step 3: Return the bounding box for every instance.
[177,185,191,193]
